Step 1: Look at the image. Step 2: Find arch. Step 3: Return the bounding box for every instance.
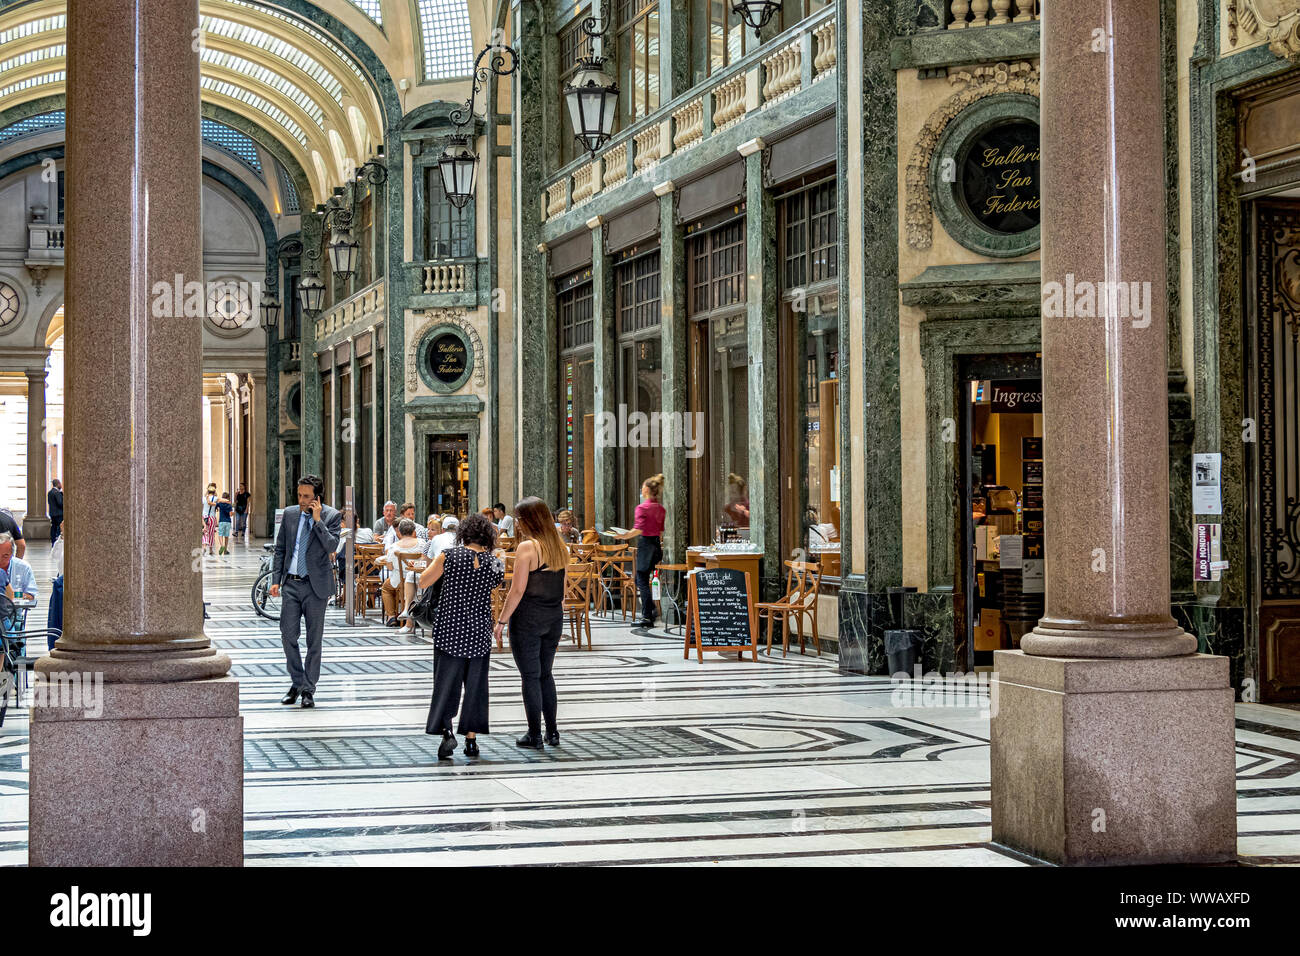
[34,293,64,350]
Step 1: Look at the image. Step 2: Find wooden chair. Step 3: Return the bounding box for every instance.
[353,543,386,619]
[394,550,428,627]
[498,535,516,552]
[580,528,599,545]
[491,572,513,626]
[593,543,636,619]
[564,561,596,649]
[756,560,822,656]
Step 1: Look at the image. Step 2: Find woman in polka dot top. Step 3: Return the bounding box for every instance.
[417,512,504,760]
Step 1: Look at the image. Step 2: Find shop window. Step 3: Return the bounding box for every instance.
[557,272,596,530]
[686,218,749,544]
[424,168,474,259]
[616,248,661,335]
[616,249,663,519]
[558,10,594,167]
[778,178,840,573]
[617,0,660,125]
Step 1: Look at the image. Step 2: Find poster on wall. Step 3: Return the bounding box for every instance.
[1192,453,1222,515]
[1021,535,1045,593]
[1194,523,1225,582]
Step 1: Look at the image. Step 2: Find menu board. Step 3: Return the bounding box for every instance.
[684,567,758,662]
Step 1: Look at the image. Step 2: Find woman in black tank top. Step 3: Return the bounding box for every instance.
[494,497,569,749]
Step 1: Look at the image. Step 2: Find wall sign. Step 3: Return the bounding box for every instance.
[684,567,758,662]
[428,333,468,385]
[415,323,475,393]
[960,121,1040,235]
[990,381,1042,413]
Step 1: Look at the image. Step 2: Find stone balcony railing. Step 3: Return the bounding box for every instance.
[542,5,837,223]
[26,221,65,263]
[314,276,384,340]
[422,258,475,294]
[946,0,1040,28]
[288,341,302,361]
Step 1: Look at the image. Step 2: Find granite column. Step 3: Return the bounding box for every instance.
[30,0,242,866]
[22,367,50,540]
[990,0,1234,865]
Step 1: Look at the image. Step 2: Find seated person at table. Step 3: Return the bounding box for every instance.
[0,532,36,602]
[379,518,423,627]
[427,515,459,559]
[554,509,579,544]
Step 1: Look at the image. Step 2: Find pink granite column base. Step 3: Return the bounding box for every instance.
[29,678,243,866]
[990,650,1236,865]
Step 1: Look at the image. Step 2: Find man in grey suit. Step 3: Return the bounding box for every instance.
[270,474,341,708]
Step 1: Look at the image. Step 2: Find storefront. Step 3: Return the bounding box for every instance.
[957,358,1043,671]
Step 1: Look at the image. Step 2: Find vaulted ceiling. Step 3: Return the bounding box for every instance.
[0,0,489,202]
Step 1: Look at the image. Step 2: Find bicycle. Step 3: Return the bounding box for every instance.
[251,544,280,621]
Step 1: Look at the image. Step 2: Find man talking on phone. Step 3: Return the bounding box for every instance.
[271,475,341,707]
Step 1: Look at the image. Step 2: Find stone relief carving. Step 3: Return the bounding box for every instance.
[406,308,486,394]
[905,61,1039,251]
[1228,1,1300,59]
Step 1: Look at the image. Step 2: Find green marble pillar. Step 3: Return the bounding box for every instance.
[385,144,405,501]
[657,0,690,103]
[348,339,359,501]
[659,189,688,562]
[744,148,780,599]
[331,344,343,502]
[515,0,558,504]
[300,214,323,477]
[591,222,618,531]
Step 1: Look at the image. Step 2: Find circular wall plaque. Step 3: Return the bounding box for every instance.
[417,324,474,393]
[929,94,1041,259]
[959,121,1040,235]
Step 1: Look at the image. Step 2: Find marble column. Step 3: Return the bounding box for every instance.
[590,216,617,531]
[249,370,268,538]
[22,366,51,541]
[990,0,1234,865]
[742,144,780,599]
[31,0,242,866]
[657,184,688,563]
[348,337,359,501]
[207,390,227,490]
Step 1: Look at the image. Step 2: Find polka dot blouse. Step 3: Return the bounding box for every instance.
[431,546,505,658]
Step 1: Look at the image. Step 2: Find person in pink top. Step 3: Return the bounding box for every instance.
[616,473,666,627]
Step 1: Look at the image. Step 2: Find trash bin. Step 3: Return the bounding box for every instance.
[885,628,923,678]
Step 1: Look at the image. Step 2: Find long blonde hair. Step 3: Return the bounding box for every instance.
[514,497,568,570]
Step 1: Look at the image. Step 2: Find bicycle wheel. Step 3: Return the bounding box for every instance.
[252,570,281,621]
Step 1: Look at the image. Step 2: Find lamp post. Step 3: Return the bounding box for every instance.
[297,148,388,314]
[732,0,781,39]
[562,17,619,159]
[438,42,520,209]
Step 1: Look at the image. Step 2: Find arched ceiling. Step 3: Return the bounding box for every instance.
[0,0,407,202]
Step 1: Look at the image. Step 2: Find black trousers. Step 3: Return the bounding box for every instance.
[635,535,662,623]
[280,576,326,693]
[510,621,562,736]
[50,517,61,543]
[426,650,490,735]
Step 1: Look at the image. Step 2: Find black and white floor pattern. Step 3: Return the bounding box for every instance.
[2,540,1300,865]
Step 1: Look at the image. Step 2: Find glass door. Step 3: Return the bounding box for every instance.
[427,434,469,518]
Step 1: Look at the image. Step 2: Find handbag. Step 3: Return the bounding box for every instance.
[407,575,443,629]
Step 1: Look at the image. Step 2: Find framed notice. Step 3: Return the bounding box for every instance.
[1193,453,1222,515]
[684,566,758,662]
[1022,535,1045,594]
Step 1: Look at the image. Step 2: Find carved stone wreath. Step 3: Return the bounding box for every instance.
[905,61,1040,251]
[406,308,485,394]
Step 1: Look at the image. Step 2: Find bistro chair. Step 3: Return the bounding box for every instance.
[655,562,689,635]
[353,543,386,619]
[593,543,636,619]
[564,561,596,649]
[756,560,823,657]
[491,571,514,629]
[580,529,599,545]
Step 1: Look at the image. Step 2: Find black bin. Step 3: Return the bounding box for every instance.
[885,628,923,678]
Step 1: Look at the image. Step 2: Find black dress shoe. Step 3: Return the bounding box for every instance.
[516,732,545,750]
[438,731,457,760]
[545,730,560,747]
[300,691,315,708]
[280,687,299,705]
[463,737,479,758]
[637,620,654,628]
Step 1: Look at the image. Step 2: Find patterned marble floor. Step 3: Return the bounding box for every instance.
[2,539,1300,866]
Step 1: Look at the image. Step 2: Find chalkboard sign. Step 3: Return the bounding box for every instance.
[684,566,758,662]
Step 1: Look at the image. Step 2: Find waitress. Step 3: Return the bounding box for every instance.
[617,473,666,628]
